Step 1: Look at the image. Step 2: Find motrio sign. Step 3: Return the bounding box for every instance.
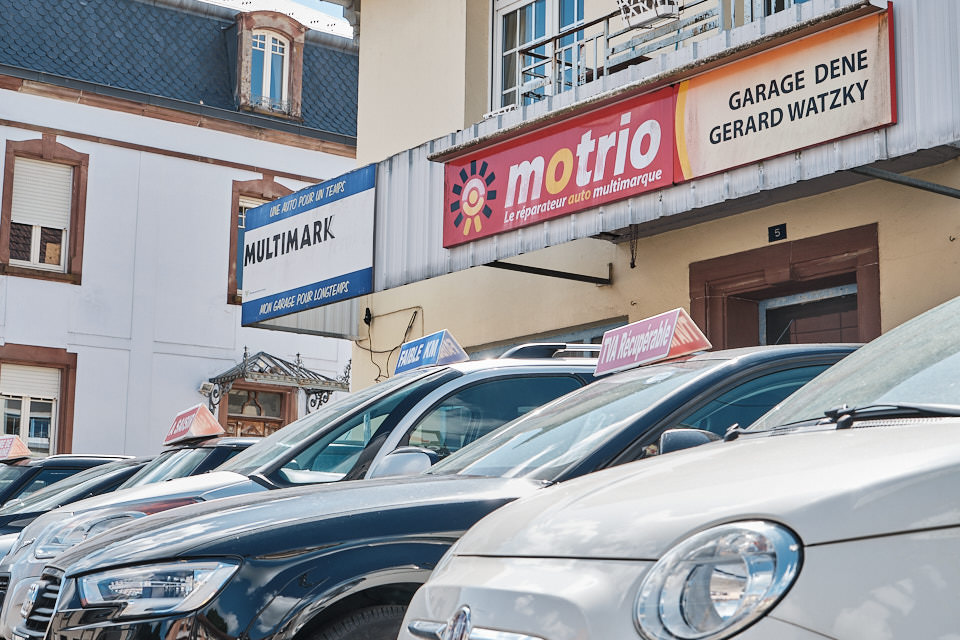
[441,7,895,247]
[443,87,675,247]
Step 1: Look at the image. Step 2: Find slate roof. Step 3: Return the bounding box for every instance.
[0,0,357,142]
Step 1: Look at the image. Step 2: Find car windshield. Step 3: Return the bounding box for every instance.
[751,296,960,430]
[428,359,718,482]
[0,460,135,515]
[119,448,209,488]
[216,368,440,476]
[0,463,30,495]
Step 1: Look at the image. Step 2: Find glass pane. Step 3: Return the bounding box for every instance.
[680,366,831,436]
[39,227,63,266]
[501,89,517,108]
[251,48,265,99]
[17,468,75,497]
[270,48,284,102]
[29,400,52,450]
[121,448,210,488]
[407,376,582,458]
[519,3,534,45]
[502,52,517,90]
[257,391,284,418]
[10,223,31,261]
[502,10,517,51]
[3,398,21,436]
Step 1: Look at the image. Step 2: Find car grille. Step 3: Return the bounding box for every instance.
[21,569,62,638]
[0,572,9,609]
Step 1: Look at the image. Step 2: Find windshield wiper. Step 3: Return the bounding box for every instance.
[824,403,960,429]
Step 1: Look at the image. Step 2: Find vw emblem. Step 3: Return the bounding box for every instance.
[20,582,40,619]
[442,605,472,640]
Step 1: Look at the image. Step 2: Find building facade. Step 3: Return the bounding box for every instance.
[0,0,358,454]
[304,0,960,389]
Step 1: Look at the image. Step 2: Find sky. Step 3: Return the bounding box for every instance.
[291,0,344,17]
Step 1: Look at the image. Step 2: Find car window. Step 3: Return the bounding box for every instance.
[217,368,444,476]
[429,360,718,481]
[273,370,459,484]
[404,376,584,458]
[120,448,210,488]
[677,365,833,436]
[0,464,31,496]
[0,460,140,515]
[16,468,78,497]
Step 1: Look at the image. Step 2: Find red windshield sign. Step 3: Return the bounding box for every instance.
[443,87,675,247]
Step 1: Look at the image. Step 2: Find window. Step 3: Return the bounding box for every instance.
[236,12,306,119]
[10,158,70,272]
[251,30,290,112]
[228,177,292,304]
[0,136,88,283]
[678,365,833,435]
[0,364,60,456]
[18,468,77,496]
[405,375,584,457]
[223,385,294,437]
[495,0,584,108]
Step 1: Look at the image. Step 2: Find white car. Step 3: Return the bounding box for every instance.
[401,296,960,640]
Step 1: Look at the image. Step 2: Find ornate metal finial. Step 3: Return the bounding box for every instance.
[241,346,249,376]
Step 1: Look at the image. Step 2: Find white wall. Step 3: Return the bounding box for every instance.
[0,90,355,455]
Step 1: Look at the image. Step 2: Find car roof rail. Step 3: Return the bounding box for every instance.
[498,343,601,359]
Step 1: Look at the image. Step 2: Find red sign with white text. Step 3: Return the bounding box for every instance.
[443,87,675,247]
[164,404,224,446]
[595,308,712,376]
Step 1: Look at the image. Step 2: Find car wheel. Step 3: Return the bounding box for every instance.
[311,605,407,640]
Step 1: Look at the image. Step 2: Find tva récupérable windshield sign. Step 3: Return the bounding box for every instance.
[240,165,376,325]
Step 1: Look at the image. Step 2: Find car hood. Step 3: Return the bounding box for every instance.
[455,419,960,559]
[56,475,542,575]
[56,471,260,514]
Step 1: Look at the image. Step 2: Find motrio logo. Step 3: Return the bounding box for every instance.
[442,87,675,248]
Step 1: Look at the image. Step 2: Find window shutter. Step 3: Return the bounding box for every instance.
[0,364,60,399]
[11,158,73,229]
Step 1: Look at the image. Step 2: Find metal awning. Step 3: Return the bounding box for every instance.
[203,348,349,414]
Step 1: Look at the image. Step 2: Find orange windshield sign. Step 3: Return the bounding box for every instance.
[164,404,224,446]
[0,436,31,460]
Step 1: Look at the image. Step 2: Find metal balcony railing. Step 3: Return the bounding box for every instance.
[512,0,783,106]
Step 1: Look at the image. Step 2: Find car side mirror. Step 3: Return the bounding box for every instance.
[658,428,720,455]
[367,447,439,479]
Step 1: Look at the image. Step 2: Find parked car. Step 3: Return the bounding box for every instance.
[0,436,258,540]
[0,454,126,508]
[0,457,154,537]
[399,297,960,640]
[0,346,601,638]
[21,344,854,640]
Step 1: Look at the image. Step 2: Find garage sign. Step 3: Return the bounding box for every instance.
[443,87,675,247]
[241,165,376,325]
[395,330,469,374]
[595,308,711,376]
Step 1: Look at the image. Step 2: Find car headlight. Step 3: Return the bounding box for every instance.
[33,499,200,560]
[635,520,801,640]
[34,513,143,559]
[77,560,239,617]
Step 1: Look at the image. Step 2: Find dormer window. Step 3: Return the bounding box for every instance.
[251,30,290,112]
[236,11,305,120]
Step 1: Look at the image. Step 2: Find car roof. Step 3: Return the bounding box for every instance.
[1,454,131,468]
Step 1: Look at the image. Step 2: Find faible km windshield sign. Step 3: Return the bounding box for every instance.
[241,165,376,325]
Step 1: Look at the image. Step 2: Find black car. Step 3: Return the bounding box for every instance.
[0,437,258,539]
[0,455,126,508]
[0,457,153,537]
[27,344,855,640]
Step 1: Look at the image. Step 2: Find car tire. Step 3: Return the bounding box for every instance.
[311,605,407,640]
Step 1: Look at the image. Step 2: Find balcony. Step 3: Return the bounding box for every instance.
[506,0,807,110]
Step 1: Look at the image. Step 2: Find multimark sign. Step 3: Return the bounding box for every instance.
[241,165,376,325]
